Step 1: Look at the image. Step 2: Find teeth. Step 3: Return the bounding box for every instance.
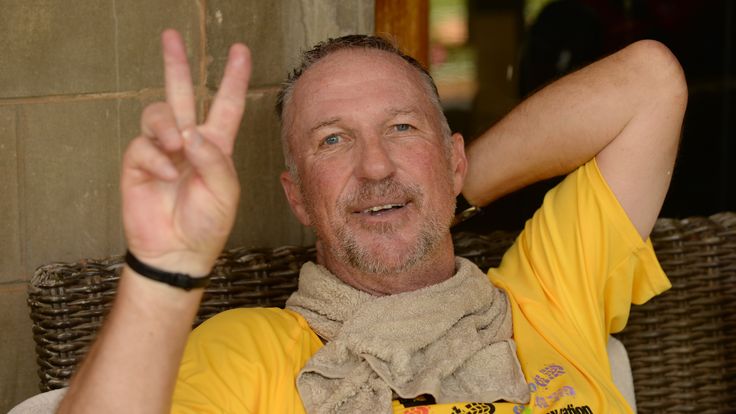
[363,203,404,213]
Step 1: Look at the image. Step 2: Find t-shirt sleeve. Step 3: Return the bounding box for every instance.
[489,158,671,337]
[171,308,320,414]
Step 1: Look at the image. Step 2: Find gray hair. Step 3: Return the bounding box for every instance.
[275,34,452,177]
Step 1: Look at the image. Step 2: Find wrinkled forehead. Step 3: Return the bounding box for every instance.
[283,48,434,133]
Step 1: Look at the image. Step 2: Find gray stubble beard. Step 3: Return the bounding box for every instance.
[334,212,446,275]
[304,169,456,277]
[331,177,454,276]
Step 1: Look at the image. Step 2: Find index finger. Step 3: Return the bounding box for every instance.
[161,29,197,129]
[204,43,252,154]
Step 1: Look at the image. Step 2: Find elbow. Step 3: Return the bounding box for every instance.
[625,40,688,110]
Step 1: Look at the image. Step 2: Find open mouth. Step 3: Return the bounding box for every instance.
[359,203,407,216]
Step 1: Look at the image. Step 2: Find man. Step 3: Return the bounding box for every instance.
[58,27,686,413]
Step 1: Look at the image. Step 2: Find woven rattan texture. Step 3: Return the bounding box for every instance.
[28,245,316,391]
[615,212,736,413]
[28,213,736,413]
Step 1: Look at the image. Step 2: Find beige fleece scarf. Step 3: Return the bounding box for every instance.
[285,257,530,414]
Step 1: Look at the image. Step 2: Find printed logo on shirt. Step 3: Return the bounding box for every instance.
[529,364,566,392]
[513,363,589,413]
[534,385,576,408]
[546,404,593,414]
[450,402,496,413]
[397,396,495,414]
[403,407,431,414]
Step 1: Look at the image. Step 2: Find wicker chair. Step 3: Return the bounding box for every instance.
[27,213,736,413]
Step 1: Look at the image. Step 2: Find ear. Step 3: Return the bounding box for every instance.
[280,170,312,226]
[450,132,468,195]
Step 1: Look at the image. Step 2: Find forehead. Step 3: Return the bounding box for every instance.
[298,48,426,95]
[285,48,433,133]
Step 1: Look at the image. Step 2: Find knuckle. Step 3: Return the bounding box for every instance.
[122,137,145,163]
[141,101,168,118]
[128,135,148,151]
[127,136,156,159]
[141,102,172,130]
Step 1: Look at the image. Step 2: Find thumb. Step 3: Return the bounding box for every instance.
[182,128,240,204]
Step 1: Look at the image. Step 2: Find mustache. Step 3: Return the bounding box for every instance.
[338,177,422,210]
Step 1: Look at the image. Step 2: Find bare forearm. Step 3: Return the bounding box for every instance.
[57,270,203,414]
[463,40,686,210]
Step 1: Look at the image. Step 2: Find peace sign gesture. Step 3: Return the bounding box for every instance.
[121,29,251,277]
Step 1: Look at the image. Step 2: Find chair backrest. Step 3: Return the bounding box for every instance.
[27,213,736,413]
[614,213,736,413]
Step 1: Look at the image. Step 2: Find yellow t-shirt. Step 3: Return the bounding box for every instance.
[172,159,671,413]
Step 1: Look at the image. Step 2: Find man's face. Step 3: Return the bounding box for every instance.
[280,49,466,284]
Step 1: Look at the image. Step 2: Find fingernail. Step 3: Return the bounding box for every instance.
[182,129,203,148]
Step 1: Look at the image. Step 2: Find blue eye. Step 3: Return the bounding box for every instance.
[394,124,412,132]
[323,134,341,145]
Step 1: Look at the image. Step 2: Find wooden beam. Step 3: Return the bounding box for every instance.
[375,0,429,68]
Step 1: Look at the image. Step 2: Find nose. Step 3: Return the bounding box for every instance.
[354,135,396,181]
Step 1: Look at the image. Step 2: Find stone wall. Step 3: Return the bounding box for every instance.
[0,1,373,410]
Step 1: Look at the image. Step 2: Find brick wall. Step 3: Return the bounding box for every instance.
[0,1,373,410]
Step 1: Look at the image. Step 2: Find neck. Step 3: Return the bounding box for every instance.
[317,235,457,296]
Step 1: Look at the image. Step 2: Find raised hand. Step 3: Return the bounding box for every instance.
[121,29,251,276]
[58,31,251,414]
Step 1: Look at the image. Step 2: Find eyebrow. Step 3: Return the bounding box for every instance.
[309,117,341,134]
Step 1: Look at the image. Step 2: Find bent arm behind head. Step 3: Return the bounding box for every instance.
[464,39,687,239]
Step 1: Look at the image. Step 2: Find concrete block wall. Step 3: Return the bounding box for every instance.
[0,1,374,410]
